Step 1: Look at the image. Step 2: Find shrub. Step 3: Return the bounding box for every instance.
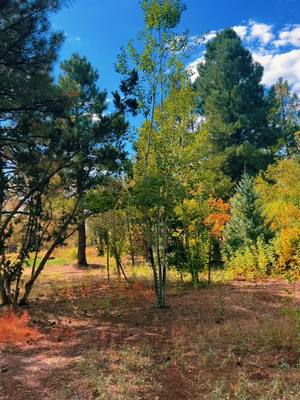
[224,236,276,278]
[0,311,39,346]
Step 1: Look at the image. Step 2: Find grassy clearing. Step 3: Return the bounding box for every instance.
[18,246,185,300]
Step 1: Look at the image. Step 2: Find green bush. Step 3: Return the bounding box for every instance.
[224,236,275,278]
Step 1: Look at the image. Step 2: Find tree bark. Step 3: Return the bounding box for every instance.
[116,256,128,282]
[77,216,88,266]
[128,226,135,266]
[126,213,135,266]
[208,235,213,285]
[19,224,78,306]
[106,244,110,283]
[0,279,10,305]
[19,237,60,305]
[115,255,121,281]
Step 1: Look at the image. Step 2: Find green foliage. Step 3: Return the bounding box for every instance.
[59,53,129,265]
[92,209,129,260]
[59,53,128,196]
[116,0,189,117]
[194,29,277,180]
[223,172,269,256]
[119,0,190,307]
[266,78,300,155]
[222,172,276,277]
[3,0,300,308]
[256,159,300,271]
[0,3,129,304]
[0,0,78,306]
[141,0,186,29]
[225,236,275,278]
[168,222,210,281]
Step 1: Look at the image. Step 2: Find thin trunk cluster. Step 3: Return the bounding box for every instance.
[146,206,168,308]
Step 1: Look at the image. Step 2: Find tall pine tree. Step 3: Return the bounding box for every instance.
[194,29,278,181]
[59,54,128,266]
[0,0,75,305]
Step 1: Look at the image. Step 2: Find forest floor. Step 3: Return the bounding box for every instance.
[1,264,300,400]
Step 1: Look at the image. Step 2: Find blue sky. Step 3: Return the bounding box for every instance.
[51,0,300,96]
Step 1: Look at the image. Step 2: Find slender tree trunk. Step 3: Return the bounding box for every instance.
[156,205,162,306]
[19,281,34,306]
[128,224,135,266]
[0,279,10,305]
[19,225,78,306]
[191,270,197,284]
[106,244,110,283]
[115,255,121,281]
[117,257,128,282]
[146,218,158,294]
[77,215,88,266]
[126,213,135,266]
[13,273,21,306]
[19,238,59,305]
[180,271,184,283]
[208,235,213,285]
[152,203,167,308]
[160,212,167,308]
[146,221,167,308]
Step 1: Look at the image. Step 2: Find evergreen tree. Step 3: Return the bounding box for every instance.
[223,172,267,255]
[59,54,128,266]
[0,0,76,305]
[194,29,277,180]
[266,78,300,156]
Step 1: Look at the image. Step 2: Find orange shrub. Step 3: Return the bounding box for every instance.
[204,198,231,238]
[0,311,39,346]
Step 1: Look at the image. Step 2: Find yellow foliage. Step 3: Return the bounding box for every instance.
[273,226,300,267]
[256,159,300,270]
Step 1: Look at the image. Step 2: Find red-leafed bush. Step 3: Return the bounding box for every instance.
[0,311,39,346]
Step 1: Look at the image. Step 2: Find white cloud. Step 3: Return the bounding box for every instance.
[293,82,300,94]
[274,25,300,47]
[187,20,300,95]
[92,113,100,123]
[249,21,274,44]
[187,56,204,83]
[233,25,248,40]
[204,31,217,43]
[253,49,300,93]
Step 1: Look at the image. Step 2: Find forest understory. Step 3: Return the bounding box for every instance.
[1,265,300,400]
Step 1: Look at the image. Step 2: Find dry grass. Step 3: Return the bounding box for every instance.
[0,312,39,347]
[75,345,157,400]
[1,265,300,399]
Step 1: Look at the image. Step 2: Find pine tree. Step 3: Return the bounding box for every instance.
[194,29,276,180]
[223,172,267,255]
[0,0,75,305]
[59,54,128,266]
